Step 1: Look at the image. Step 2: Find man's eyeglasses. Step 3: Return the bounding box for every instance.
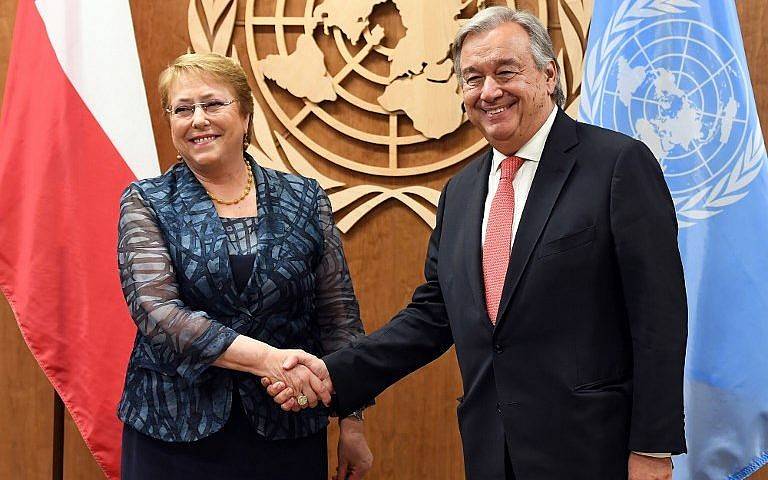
[165,99,236,119]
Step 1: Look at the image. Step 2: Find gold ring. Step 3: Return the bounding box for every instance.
[297,394,308,406]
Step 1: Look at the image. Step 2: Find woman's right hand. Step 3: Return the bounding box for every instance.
[257,347,332,410]
[212,336,332,409]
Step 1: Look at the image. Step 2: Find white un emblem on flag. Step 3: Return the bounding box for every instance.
[580,0,765,227]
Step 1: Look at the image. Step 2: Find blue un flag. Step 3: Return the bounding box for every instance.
[580,0,768,478]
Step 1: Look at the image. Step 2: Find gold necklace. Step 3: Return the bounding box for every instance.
[206,159,253,205]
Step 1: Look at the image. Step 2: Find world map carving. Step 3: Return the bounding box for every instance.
[259,34,337,103]
[260,0,466,140]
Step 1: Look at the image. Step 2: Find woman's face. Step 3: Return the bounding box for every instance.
[167,73,249,171]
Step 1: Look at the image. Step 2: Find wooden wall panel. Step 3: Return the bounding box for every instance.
[738,0,768,144]
[0,0,16,99]
[62,413,103,480]
[0,296,53,479]
[129,0,191,170]
[0,1,767,479]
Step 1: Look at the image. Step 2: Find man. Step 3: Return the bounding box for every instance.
[267,7,687,480]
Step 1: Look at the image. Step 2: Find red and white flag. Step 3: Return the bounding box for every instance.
[0,1,158,477]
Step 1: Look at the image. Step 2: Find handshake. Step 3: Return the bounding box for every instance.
[259,348,333,411]
[256,345,374,479]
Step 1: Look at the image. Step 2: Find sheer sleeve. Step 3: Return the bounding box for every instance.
[118,185,239,383]
[313,185,365,354]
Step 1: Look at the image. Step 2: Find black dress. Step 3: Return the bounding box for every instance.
[121,217,328,479]
[121,389,327,479]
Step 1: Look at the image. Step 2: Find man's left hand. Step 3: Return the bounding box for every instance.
[335,417,373,479]
[628,453,672,480]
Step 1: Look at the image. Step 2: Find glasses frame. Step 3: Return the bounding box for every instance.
[165,98,237,119]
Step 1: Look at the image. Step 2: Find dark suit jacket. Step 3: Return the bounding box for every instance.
[325,110,687,479]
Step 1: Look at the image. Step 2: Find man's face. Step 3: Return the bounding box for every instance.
[459,22,557,155]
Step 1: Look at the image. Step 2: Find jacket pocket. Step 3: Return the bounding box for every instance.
[537,225,596,259]
[572,371,630,393]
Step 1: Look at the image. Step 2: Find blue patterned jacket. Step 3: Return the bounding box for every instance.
[116,155,363,441]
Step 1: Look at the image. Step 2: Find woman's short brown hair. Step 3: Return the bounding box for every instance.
[158,52,255,141]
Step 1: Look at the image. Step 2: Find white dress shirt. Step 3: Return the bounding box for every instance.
[481,105,557,247]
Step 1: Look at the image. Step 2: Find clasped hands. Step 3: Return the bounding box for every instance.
[260,348,374,479]
[260,348,331,411]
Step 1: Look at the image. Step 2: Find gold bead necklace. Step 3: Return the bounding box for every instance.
[206,159,253,205]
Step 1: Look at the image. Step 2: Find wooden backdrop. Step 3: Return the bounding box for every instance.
[0,1,766,478]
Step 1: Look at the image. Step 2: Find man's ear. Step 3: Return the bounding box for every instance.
[546,60,558,94]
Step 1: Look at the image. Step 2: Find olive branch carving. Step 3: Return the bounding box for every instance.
[188,0,240,61]
[555,0,593,116]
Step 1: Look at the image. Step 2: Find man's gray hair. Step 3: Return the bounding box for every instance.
[452,6,565,108]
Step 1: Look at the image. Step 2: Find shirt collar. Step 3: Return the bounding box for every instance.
[490,105,558,171]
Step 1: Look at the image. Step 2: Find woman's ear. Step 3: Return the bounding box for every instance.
[243,114,252,149]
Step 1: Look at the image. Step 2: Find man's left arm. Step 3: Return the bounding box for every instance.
[610,139,688,457]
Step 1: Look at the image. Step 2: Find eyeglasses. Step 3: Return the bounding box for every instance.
[461,71,519,91]
[165,99,236,119]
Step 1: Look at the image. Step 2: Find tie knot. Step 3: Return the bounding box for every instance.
[500,156,525,180]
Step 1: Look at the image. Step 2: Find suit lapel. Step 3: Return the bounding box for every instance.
[494,110,579,333]
[460,149,494,331]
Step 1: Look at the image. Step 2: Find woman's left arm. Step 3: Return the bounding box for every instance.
[313,185,364,350]
[314,184,373,479]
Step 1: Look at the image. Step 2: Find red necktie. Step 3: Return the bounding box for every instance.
[483,156,525,325]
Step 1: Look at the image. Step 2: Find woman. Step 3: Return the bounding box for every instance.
[117,52,371,480]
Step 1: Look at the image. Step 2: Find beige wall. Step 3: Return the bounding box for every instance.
[0,1,766,478]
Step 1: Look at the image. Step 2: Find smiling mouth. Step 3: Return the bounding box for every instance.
[484,106,508,117]
[189,135,219,145]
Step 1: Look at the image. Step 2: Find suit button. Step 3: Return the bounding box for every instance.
[496,402,502,414]
[494,344,504,354]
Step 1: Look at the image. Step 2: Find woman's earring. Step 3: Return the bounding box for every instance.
[176,153,183,160]
[243,134,249,151]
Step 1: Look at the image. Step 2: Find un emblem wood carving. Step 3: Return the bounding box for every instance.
[187,0,591,232]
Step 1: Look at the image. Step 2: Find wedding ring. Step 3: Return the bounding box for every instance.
[297,394,308,406]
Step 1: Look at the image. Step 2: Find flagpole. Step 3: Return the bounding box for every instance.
[52,391,63,480]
